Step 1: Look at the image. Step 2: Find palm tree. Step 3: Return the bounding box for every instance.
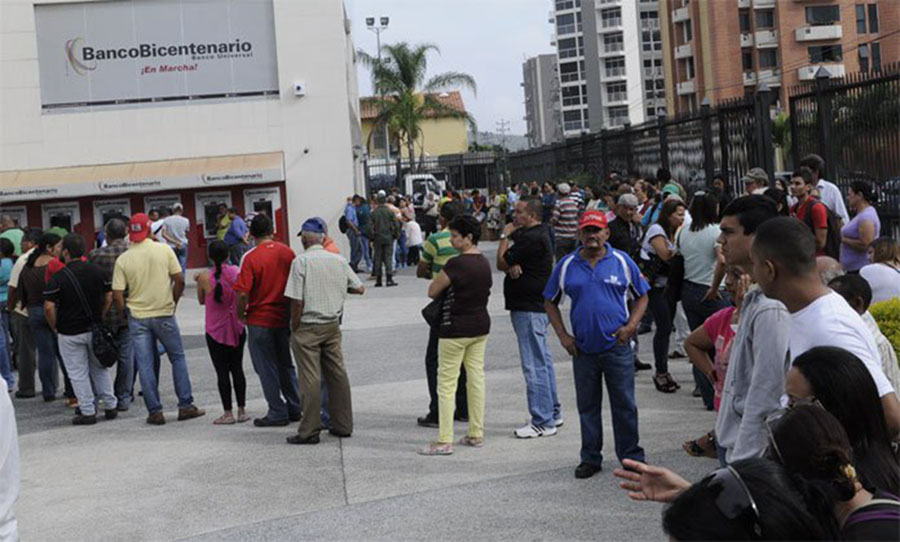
[359,42,477,170]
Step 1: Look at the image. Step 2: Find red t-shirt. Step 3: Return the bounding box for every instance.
[702,306,737,411]
[45,256,86,282]
[233,240,296,328]
[792,198,828,256]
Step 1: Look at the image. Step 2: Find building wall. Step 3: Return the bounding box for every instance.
[0,0,360,263]
[361,116,468,158]
[522,54,562,147]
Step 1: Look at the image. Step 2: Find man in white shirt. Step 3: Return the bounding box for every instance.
[799,153,849,225]
[750,217,900,438]
[0,378,19,541]
[162,203,190,273]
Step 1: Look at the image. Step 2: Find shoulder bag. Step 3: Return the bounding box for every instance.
[61,266,119,368]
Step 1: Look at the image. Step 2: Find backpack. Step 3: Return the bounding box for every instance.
[338,215,349,234]
[800,199,841,259]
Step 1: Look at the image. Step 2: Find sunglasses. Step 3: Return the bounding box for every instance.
[764,397,824,464]
[702,465,763,539]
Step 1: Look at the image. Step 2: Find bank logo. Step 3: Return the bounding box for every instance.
[65,37,97,75]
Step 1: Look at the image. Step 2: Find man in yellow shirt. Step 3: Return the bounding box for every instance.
[112,213,205,425]
[216,203,231,241]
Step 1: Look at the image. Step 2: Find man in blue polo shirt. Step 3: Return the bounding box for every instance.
[544,210,650,479]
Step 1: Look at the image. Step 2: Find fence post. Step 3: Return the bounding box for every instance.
[718,108,729,184]
[600,129,609,180]
[657,113,669,170]
[788,91,800,171]
[814,67,834,181]
[623,122,634,175]
[458,153,467,189]
[754,83,775,179]
[701,98,715,185]
[581,133,590,176]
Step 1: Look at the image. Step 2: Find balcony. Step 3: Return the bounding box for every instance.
[795,25,842,42]
[755,29,777,48]
[644,67,663,77]
[672,6,690,23]
[601,18,622,29]
[676,79,695,95]
[675,43,693,59]
[740,32,754,47]
[798,64,845,80]
[758,68,781,86]
[601,44,625,56]
[606,92,628,104]
[737,0,750,7]
[604,67,627,79]
[548,11,555,23]
[753,0,775,8]
[641,19,660,30]
[743,71,757,86]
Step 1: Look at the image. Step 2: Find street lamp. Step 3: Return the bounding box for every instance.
[366,16,391,165]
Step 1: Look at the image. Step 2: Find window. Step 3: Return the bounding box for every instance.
[601,7,622,28]
[685,57,695,79]
[742,50,754,71]
[558,37,578,59]
[641,10,658,19]
[608,106,629,126]
[858,44,869,72]
[755,10,774,29]
[805,6,840,25]
[872,42,882,72]
[555,0,574,10]
[647,107,656,118]
[578,36,585,56]
[683,20,693,42]
[809,45,842,63]
[605,33,624,53]
[856,5,867,33]
[607,82,627,102]
[739,11,751,32]
[868,4,879,32]
[605,57,625,77]
[562,85,581,106]
[564,110,582,121]
[560,61,579,82]
[759,49,777,68]
[556,13,575,35]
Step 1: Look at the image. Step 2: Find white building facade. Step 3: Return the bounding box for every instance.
[522,54,562,148]
[0,0,362,266]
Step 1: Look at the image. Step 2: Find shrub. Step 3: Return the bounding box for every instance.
[870,298,900,363]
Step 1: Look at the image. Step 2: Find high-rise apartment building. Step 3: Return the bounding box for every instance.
[660,0,899,116]
[522,54,564,147]
[550,0,664,137]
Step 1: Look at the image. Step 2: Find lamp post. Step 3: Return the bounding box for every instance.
[366,16,390,166]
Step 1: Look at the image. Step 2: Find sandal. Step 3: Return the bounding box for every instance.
[458,435,484,448]
[213,414,235,425]
[236,411,250,423]
[683,431,717,458]
[418,442,453,456]
[653,373,678,393]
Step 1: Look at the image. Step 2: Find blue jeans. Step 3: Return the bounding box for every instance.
[395,229,408,268]
[0,311,13,388]
[347,229,362,271]
[27,305,67,399]
[246,325,301,422]
[112,326,136,409]
[573,343,645,466]
[173,247,187,274]
[681,281,731,410]
[510,311,561,427]
[129,315,194,413]
[360,235,373,271]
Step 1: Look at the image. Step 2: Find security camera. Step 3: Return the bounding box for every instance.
[293,81,306,97]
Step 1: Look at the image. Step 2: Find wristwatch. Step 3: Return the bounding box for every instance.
[500,233,508,240]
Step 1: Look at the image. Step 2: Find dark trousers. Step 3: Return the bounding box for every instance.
[347,229,363,271]
[681,281,731,410]
[407,245,421,266]
[647,287,671,374]
[206,333,247,411]
[554,237,577,262]
[10,312,35,395]
[372,241,393,279]
[425,323,467,418]
[228,241,248,265]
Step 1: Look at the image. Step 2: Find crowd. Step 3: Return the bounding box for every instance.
[2,149,900,539]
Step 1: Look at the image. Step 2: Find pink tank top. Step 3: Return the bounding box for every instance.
[205,264,244,347]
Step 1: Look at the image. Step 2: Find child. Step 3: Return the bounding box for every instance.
[405,217,423,267]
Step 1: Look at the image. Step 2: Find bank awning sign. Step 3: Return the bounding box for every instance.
[35,0,280,112]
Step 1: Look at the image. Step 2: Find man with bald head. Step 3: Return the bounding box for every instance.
[816,256,843,285]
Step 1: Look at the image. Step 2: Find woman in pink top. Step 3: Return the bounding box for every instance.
[195,240,247,425]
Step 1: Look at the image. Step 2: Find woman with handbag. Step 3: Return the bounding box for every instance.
[419,215,492,456]
[639,198,686,393]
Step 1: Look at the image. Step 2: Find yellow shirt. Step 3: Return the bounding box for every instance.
[112,240,181,319]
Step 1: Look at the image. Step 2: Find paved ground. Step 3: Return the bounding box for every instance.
[11,242,719,541]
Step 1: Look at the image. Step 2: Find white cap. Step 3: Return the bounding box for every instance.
[558,183,571,195]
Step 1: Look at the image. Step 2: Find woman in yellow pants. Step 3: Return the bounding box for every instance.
[419,215,493,456]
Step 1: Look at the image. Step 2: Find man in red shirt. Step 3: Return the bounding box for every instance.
[234,214,302,427]
[789,166,828,256]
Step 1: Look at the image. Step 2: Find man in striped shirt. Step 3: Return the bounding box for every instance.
[415,201,468,427]
[552,183,581,261]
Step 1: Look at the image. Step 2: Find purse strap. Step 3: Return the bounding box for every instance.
[60,265,101,327]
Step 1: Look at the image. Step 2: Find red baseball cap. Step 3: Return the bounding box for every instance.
[578,210,608,230]
[128,213,152,243]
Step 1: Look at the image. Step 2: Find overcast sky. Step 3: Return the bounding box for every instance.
[347,0,551,136]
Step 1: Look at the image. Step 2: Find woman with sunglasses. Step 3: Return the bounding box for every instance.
[789,346,900,495]
[768,405,900,540]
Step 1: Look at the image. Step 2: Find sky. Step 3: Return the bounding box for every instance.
[347,0,551,136]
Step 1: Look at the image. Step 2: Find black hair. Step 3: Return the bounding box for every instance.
[793,346,900,494]
[105,218,127,241]
[656,198,686,239]
[249,213,273,238]
[228,206,240,214]
[752,217,817,276]
[22,228,43,246]
[516,196,541,219]
[440,201,464,223]
[792,166,815,186]
[849,180,875,203]
[656,167,672,184]
[828,274,873,312]
[762,188,789,216]
[662,458,830,541]
[799,154,825,177]
[61,233,86,260]
[448,215,481,244]
[26,232,61,267]
[207,240,229,304]
[720,195,778,236]
[689,191,719,231]
[0,238,14,259]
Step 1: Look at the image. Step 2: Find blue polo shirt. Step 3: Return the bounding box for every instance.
[543,246,650,354]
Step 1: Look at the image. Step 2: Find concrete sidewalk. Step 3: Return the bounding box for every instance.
[12,243,719,541]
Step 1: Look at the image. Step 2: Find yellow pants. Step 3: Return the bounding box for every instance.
[437,335,487,443]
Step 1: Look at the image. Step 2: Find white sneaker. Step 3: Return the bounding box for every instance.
[554,417,564,428]
[515,423,558,438]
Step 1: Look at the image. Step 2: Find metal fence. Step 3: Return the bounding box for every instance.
[363,151,503,195]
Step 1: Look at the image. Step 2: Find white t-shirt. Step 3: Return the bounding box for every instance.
[151,219,166,243]
[817,179,850,224]
[7,247,33,317]
[677,224,721,286]
[640,223,671,260]
[0,379,19,542]
[860,263,900,304]
[405,220,423,247]
[162,214,190,247]
[789,291,894,397]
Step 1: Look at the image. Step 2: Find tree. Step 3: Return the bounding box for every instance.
[359,42,477,170]
[773,111,791,171]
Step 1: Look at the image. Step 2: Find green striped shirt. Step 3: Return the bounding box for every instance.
[421,229,458,274]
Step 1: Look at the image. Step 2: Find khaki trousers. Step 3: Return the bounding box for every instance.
[290,321,352,439]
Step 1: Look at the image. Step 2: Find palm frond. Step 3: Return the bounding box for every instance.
[423,72,477,96]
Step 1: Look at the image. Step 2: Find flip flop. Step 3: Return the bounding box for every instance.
[213,415,235,425]
[236,413,250,423]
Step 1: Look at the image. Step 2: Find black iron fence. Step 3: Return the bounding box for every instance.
[363,151,503,195]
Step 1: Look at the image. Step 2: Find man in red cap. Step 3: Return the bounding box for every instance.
[112,213,205,425]
[543,210,650,479]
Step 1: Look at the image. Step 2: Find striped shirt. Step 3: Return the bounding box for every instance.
[552,196,580,240]
[421,228,459,275]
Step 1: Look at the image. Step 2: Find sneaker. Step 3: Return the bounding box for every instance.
[253,416,290,427]
[146,412,166,425]
[575,462,602,479]
[514,423,558,439]
[418,442,453,456]
[286,434,320,445]
[634,360,652,371]
[177,405,206,421]
[72,413,97,425]
[458,435,484,447]
[417,414,439,428]
[104,409,119,420]
[554,417,565,428]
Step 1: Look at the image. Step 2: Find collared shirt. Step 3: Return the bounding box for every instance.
[421,228,458,275]
[283,245,363,325]
[224,216,248,246]
[344,203,359,228]
[543,246,649,354]
[112,239,181,319]
[817,178,850,224]
[88,239,129,329]
[863,311,900,398]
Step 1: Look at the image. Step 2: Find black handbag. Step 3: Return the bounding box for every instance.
[421,293,445,328]
[61,267,120,368]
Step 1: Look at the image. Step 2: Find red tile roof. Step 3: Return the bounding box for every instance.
[360,90,466,120]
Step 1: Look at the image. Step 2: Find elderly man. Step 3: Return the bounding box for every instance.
[284,219,365,445]
[741,167,769,195]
